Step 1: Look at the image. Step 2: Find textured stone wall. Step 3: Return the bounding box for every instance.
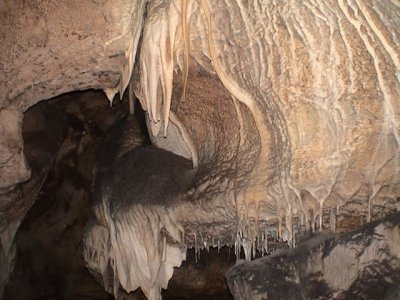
[0,0,399,299]
[227,212,400,299]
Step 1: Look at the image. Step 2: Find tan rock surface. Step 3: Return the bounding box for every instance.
[0,0,399,299]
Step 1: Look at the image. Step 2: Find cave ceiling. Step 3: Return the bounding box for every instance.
[0,0,399,299]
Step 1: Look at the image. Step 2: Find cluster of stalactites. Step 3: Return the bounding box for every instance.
[134,0,192,138]
[102,0,192,140]
[83,202,186,300]
[188,206,342,263]
[103,0,147,106]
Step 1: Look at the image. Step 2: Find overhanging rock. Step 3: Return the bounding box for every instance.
[226,212,400,300]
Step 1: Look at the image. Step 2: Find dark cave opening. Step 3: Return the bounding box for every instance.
[4,90,235,300]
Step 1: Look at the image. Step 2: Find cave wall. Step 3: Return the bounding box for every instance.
[2,0,398,238]
[4,91,131,300]
[0,101,69,296]
[0,0,400,299]
[4,90,236,300]
[227,212,400,300]
[0,1,146,292]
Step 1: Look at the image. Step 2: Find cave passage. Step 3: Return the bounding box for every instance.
[3,83,400,300]
[3,90,237,300]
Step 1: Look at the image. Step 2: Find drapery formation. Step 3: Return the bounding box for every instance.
[1,0,399,299]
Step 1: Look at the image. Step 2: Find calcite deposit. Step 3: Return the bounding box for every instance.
[1,0,399,299]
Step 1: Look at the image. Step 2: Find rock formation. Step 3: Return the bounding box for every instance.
[1,0,399,299]
[227,212,400,300]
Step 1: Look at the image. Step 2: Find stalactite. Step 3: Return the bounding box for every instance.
[83,1,400,299]
[84,203,186,300]
[181,0,190,103]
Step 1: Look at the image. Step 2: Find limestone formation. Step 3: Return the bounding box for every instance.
[226,212,400,299]
[0,103,68,297]
[1,0,400,299]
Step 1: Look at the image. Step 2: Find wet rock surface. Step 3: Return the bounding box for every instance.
[226,212,400,300]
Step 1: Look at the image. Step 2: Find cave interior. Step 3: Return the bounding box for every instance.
[0,0,400,300]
